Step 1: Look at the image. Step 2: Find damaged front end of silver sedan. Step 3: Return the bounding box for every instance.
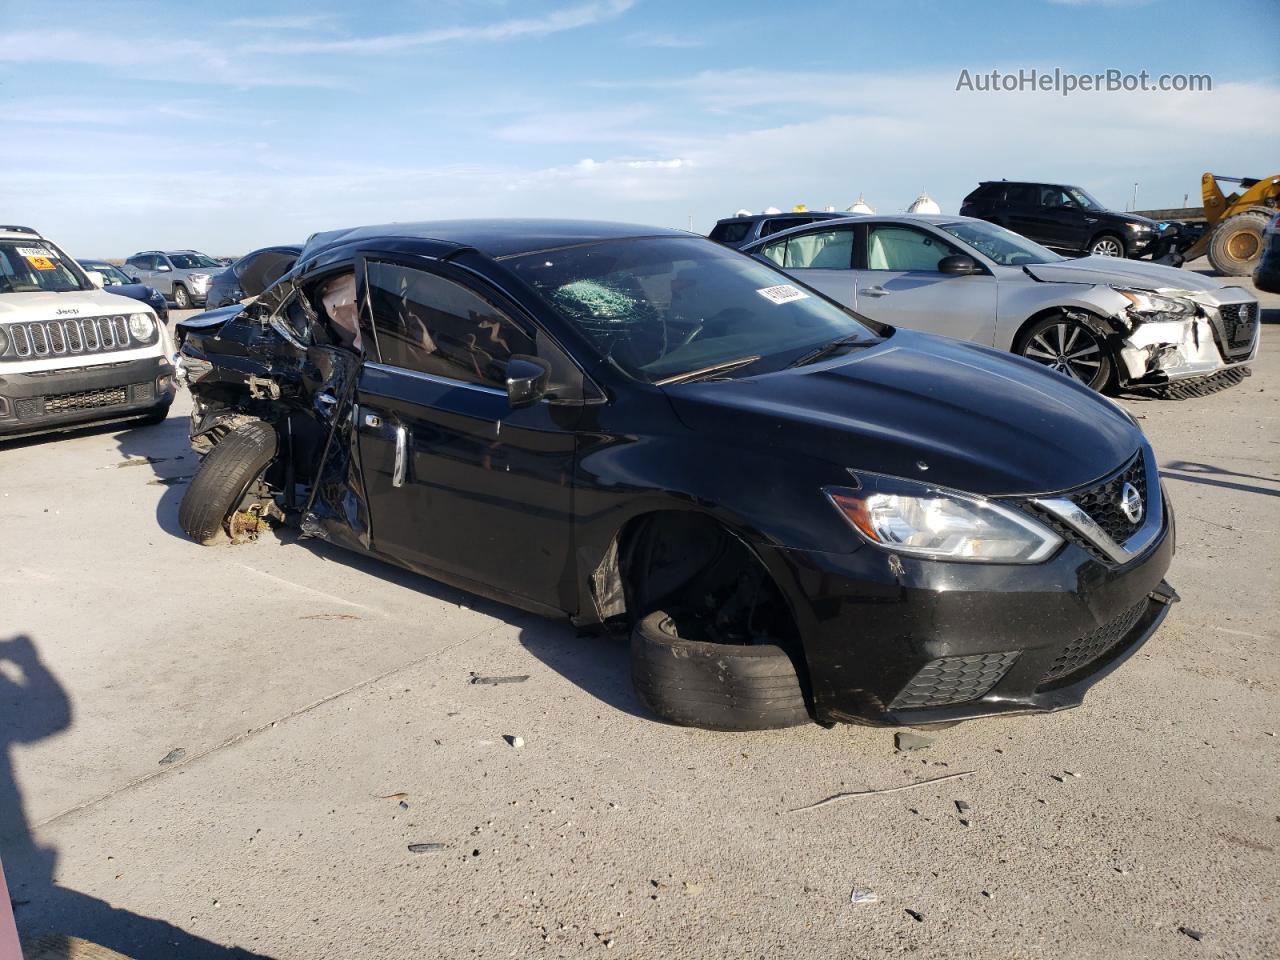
[1101,285,1259,398]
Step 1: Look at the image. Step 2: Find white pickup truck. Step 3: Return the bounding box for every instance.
[0,225,176,440]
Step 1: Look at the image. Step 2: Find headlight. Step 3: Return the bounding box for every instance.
[189,273,210,284]
[0,325,8,356]
[1112,287,1196,318]
[129,313,157,340]
[1126,222,1152,232]
[825,473,1062,563]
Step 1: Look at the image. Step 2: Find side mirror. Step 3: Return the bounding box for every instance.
[938,255,982,275]
[506,355,550,408]
[156,263,172,272]
[85,270,105,288]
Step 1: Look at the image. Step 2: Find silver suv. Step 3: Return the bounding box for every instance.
[124,250,224,309]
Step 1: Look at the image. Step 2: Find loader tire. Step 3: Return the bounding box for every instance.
[630,610,810,731]
[179,421,277,545]
[1208,210,1270,276]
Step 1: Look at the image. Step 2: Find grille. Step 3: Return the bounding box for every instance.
[1067,451,1147,545]
[1040,599,1149,686]
[13,383,147,419]
[890,651,1020,709]
[1216,302,1258,357]
[4,316,137,359]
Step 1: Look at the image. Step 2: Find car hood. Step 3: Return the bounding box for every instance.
[1024,256,1226,293]
[664,330,1141,497]
[0,289,150,318]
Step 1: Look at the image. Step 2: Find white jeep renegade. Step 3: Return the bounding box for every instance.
[0,225,176,440]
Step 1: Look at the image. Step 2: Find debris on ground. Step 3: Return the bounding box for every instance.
[787,770,975,814]
[1178,927,1204,942]
[158,748,186,765]
[904,909,924,922]
[407,843,446,854]
[469,673,530,685]
[894,732,932,752]
[117,456,172,468]
[955,800,971,813]
[850,888,878,905]
[148,475,194,486]
[683,882,704,897]
[505,735,526,749]
[377,792,409,801]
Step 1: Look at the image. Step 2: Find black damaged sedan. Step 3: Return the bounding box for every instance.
[175,220,1177,730]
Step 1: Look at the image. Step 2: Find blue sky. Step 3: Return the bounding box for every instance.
[1,0,1277,256]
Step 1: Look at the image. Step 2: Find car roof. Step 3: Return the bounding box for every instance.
[0,225,42,239]
[299,218,693,263]
[714,211,849,225]
[738,213,980,250]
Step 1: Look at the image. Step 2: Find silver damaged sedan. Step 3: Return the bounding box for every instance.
[742,214,1259,397]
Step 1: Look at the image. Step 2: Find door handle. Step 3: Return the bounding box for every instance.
[316,391,338,407]
[392,424,409,488]
[860,286,888,297]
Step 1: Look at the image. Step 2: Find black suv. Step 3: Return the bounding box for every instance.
[709,211,853,249]
[960,181,1176,260]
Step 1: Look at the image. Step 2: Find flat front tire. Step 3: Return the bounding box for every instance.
[178,421,277,545]
[1015,314,1113,391]
[630,610,810,731]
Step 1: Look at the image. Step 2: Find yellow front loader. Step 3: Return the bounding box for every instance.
[1184,172,1280,276]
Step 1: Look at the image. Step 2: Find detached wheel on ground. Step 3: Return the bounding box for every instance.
[171,284,191,309]
[1015,313,1113,391]
[1088,234,1126,258]
[630,610,810,731]
[1207,210,1270,276]
[178,420,277,545]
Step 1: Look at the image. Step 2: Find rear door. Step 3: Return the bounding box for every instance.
[851,223,997,343]
[353,255,585,609]
[756,226,858,306]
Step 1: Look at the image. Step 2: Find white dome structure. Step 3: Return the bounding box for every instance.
[846,195,875,214]
[762,206,782,214]
[734,209,752,218]
[906,192,941,215]
[823,205,836,212]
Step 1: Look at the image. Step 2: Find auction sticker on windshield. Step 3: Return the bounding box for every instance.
[17,246,58,270]
[756,284,808,304]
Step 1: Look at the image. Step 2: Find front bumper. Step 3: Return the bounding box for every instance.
[760,503,1176,726]
[1117,299,1259,387]
[0,355,175,439]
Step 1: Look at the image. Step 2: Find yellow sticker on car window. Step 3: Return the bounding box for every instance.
[26,256,56,271]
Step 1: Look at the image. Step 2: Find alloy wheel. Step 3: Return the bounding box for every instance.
[1021,322,1105,386]
[1090,237,1123,257]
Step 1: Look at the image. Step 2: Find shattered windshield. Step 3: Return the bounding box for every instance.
[504,236,877,384]
[169,253,221,269]
[0,240,89,294]
[936,221,1066,266]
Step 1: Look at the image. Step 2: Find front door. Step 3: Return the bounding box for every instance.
[852,224,997,344]
[354,256,583,609]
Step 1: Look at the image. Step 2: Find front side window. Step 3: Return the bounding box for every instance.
[0,240,87,294]
[366,262,534,388]
[505,236,877,385]
[866,227,957,272]
[761,228,855,270]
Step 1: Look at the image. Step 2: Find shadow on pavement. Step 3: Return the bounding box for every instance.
[1161,459,1280,499]
[0,633,273,959]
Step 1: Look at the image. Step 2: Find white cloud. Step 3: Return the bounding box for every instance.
[247,0,635,54]
[625,30,707,49]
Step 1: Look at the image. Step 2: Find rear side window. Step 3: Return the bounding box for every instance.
[1006,184,1038,206]
[710,221,751,244]
[866,227,958,272]
[365,262,534,388]
[760,228,855,269]
[964,184,1002,204]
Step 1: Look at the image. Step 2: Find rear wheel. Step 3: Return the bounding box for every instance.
[178,421,277,545]
[1088,234,1126,258]
[1208,210,1270,276]
[172,284,191,309]
[1015,314,1113,391]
